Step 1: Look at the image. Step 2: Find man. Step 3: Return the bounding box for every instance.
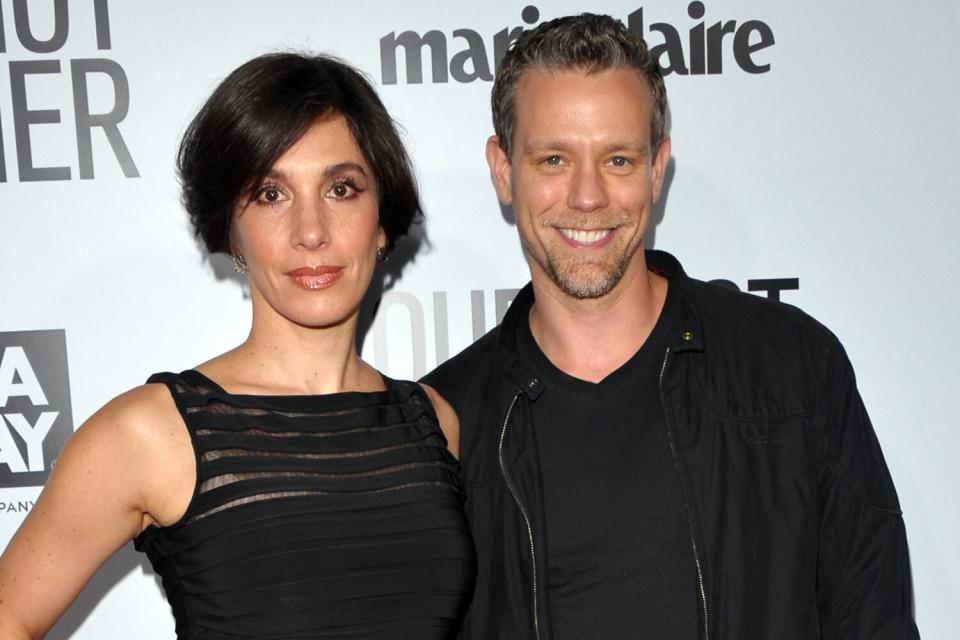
[424,13,919,640]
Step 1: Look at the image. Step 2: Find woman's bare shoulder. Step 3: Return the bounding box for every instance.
[80,382,182,450]
[68,382,195,525]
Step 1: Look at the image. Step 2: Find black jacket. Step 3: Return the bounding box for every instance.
[423,250,919,640]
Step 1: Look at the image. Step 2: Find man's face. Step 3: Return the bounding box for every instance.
[487,67,670,300]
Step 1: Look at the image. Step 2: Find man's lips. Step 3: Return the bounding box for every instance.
[557,227,615,247]
[285,266,343,290]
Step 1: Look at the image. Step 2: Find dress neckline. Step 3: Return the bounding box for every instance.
[180,369,403,410]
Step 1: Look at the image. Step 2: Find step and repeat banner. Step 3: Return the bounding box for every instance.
[1,1,957,637]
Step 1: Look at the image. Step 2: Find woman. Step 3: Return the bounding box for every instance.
[0,53,474,639]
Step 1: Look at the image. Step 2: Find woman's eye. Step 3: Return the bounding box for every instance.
[328,179,363,200]
[255,185,283,204]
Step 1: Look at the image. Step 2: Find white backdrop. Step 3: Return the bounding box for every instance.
[1,1,957,637]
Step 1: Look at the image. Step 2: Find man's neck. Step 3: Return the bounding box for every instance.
[528,265,668,384]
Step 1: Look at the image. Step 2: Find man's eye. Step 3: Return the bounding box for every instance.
[544,155,562,166]
[609,156,630,167]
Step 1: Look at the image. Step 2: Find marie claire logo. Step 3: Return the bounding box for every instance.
[380,2,775,85]
[0,0,139,182]
[0,330,74,488]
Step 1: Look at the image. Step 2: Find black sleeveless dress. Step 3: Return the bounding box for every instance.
[134,370,475,639]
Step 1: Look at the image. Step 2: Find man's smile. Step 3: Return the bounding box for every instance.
[557,227,615,247]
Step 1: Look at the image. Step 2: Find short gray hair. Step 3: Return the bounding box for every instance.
[492,13,667,158]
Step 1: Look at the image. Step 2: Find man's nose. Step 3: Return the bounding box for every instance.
[567,164,609,212]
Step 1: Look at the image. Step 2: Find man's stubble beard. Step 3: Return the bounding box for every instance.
[525,236,641,300]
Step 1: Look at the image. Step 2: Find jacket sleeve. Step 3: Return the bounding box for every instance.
[814,343,920,639]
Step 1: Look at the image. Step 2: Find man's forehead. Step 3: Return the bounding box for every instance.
[513,67,651,113]
[511,67,653,138]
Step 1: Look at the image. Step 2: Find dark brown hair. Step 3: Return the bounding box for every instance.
[178,52,422,255]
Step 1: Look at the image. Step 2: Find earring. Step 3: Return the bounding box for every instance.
[232,254,248,274]
[376,246,388,263]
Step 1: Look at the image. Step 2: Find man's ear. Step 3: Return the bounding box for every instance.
[651,135,671,203]
[486,135,514,205]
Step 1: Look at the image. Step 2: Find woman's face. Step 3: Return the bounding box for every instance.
[233,114,384,331]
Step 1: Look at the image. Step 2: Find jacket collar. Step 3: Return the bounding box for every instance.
[645,249,705,354]
[497,250,705,397]
[496,283,546,400]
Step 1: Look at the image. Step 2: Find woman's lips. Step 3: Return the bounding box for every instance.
[286,266,343,290]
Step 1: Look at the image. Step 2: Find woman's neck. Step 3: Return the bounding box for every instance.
[200,304,381,396]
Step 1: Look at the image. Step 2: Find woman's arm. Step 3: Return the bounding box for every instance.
[0,384,193,639]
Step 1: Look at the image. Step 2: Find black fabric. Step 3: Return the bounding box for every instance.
[134,371,475,639]
[516,284,698,639]
[422,249,920,640]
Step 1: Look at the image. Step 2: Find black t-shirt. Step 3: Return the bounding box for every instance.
[516,284,698,639]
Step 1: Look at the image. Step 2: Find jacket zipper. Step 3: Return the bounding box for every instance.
[497,390,542,640]
[659,347,711,640]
